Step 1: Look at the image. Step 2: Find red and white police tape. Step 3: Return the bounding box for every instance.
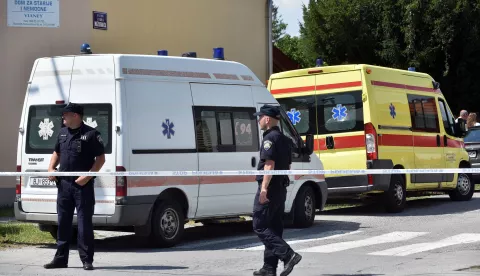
[0,168,480,177]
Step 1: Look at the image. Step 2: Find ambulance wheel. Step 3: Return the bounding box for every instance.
[384,174,406,213]
[151,200,184,247]
[293,185,316,228]
[449,173,474,201]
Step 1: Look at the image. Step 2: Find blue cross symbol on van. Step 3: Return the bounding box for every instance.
[162,119,175,139]
[389,103,396,119]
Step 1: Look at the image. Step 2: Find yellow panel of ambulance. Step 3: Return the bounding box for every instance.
[268,63,473,213]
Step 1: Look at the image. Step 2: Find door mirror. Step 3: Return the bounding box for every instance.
[455,118,467,138]
[303,134,314,155]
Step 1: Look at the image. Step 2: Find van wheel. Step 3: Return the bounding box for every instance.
[384,174,406,213]
[151,200,184,247]
[293,185,316,228]
[449,173,474,201]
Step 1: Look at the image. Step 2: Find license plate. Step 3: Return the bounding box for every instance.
[30,177,56,187]
[468,151,477,158]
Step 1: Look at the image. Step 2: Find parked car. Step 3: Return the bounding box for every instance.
[464,126,480,183]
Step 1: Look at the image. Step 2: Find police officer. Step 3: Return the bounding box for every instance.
[44,103,105,270]
[252,105,302,276]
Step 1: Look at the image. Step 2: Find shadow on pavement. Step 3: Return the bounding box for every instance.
[37,219,361,253]
[96,265,188,271]
[322,195,480,217]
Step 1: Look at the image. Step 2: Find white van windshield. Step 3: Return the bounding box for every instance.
[26,104,112,154]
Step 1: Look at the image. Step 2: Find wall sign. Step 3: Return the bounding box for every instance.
[93,11,107,30]
[7,0,60,28]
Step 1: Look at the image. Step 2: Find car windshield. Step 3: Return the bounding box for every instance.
[464,128,480,143]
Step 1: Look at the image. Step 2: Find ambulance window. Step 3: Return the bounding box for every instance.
[317,91,364,134]
[25,104,112,154]
[438,99,455,136]
[407,95,440,133]
[195,107,259,152]
[277,96,316,135]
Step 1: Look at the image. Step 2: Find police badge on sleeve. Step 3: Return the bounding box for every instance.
[97,135,104,145]
[263,140,272,151]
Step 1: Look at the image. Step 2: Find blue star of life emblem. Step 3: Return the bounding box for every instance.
[162,119,175,139]
[389,103,396,119]
[332,104,347,121]
[287,108,301,125]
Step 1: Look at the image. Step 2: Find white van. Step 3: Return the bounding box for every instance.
[14,52,328,247]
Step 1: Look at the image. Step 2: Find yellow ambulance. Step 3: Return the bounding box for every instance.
[268,63,473,213]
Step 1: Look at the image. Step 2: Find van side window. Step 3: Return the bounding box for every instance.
[407,95,440,133]
[194,106,259,153]
[438,99,456,136]
[278,113,301,159]
[277,95,316,135]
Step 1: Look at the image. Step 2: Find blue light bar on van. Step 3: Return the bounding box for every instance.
[316,58,323,67]
[213,47,225,60]
[408,67,416,71]
[157,50,168,56]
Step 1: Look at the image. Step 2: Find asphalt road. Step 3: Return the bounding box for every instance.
[1,194,480,276]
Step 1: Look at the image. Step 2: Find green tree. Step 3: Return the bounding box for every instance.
[272,2,288,43]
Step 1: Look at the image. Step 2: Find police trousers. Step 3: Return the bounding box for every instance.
[54,178,95,264]
[252,184,292,269]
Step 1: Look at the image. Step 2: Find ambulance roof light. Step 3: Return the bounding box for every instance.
[213,47,225,60]
[157,50,168,56]
[316,58,323,67]
[182,52,197,58]
[80,43,92,54]
[408,67,416,72]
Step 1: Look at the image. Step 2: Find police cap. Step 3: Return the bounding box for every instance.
[253,104,281,119]
[63,102,84,116]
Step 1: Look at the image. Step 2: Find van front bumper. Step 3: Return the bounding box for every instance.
[14,202,151,227]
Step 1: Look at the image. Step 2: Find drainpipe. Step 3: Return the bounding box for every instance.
[267,0,273,80]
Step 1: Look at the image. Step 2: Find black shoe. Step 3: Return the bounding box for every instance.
[83,262,94,270]
[280,252,302,276]
[253,267,276,276]
[43,260,68,269]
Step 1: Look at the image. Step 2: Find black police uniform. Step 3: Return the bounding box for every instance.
[47,103,105,269]
[252,105,302,276]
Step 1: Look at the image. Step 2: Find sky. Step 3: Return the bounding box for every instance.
[275,0,306,37]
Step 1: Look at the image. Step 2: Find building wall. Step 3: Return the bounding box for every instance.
[90,0,269,82]
[0,0,93,200]
[0,0,269,205]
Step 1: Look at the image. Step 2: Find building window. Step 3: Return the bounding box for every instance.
[194,106,259,152]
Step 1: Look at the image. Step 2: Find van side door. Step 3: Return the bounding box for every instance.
[408,94,445,189]
[438,98,461,188]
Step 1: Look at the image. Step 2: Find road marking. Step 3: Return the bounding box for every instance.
[230,230,363,251]
[175,229,303,250]
[369,233,480,256]
[298,231,428,253]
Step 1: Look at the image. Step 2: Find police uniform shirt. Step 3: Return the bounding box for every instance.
[256,126,292,189]
[55,123,105,173]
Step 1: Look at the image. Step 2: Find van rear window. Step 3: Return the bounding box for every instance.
[26,104,112,154]
[277,90,364,135]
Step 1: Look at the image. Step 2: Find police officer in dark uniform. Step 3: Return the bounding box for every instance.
[252,105,302,276]
[44,103,105,271]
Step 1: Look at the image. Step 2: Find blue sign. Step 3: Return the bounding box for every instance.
[162,119,175,139]
[93,11,107,30]
[332,104,348,121]
[287,108,301,125]
[389,103,396,119]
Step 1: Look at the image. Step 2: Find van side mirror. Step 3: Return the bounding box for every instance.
[304,134,314,155]
[455,118,467,138]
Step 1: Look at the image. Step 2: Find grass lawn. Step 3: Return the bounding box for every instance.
[0,222,55,249]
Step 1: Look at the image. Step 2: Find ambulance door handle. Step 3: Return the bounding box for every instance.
[436,135,441,147]
[251,157,256,167]
[443,135,448,147]
[326,136,334,149]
